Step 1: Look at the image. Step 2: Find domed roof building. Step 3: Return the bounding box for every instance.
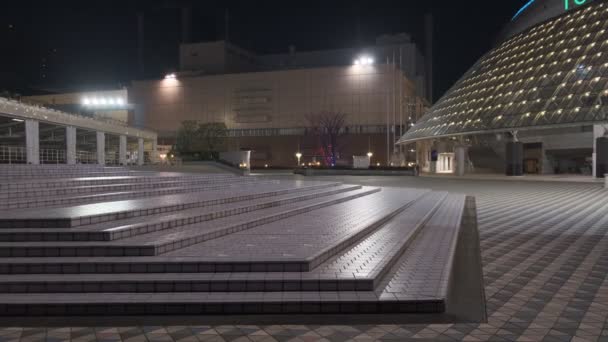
[399,0,608,177]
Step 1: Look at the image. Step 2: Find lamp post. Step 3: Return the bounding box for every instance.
[295,152,302,166]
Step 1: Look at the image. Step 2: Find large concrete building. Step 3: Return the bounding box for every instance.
[130,35,429,167]
[398,0,608,178]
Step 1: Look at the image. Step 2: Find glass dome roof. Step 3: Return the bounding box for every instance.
[399,1,608,144]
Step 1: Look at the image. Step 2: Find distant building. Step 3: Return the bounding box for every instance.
[129,34,429,167]
[22,89,130,124]
[398,0,608,178]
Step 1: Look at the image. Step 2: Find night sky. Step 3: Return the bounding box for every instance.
[0,0,527,99]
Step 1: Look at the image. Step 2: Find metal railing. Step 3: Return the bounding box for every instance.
[75,150,97,164]
[0,145,159,165]
[40,149,66,164]
[0,146,103,165]
[0,146,27,164]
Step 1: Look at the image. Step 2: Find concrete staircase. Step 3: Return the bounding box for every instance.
[0,165,481,318]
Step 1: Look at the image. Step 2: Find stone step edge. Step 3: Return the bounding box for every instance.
[0,182,343,229]
[369,192,449,289]
[0,177,262,200]
[0,174,236,191]
[0,293,445,315]
[304,190,432,270]
[0,179,278,210]
[0,273,378,293]
[0,184,362,243]
[0,187,375,258]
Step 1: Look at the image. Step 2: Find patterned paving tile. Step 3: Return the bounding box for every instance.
[1,176,607,341]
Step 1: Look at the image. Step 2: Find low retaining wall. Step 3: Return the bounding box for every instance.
[294,168,415,177]
[605,174,607,189]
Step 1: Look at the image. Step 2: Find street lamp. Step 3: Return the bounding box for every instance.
[295,152,302,166]
[367,152,373,158]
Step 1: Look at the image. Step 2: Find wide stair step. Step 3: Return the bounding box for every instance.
[0,191,453,293]
[0,186,379,257]
[0,181,342,228]
[0,167,479,317]
[0,178,278,209]
[0,184,361,243]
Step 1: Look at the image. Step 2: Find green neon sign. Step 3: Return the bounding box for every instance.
[565,0,588,10]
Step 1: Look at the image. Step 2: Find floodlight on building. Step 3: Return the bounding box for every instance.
[83,98,91,106]
[354,56,374,66]
[116,98,125,105]
[11,118,24,122]
[367,152,373,158]
[165,73,176,80]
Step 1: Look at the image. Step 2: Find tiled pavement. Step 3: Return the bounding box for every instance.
[1,175,608,341]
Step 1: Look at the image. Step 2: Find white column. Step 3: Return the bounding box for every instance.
[66,126,77,165]
[25,120,39,164]
[96,131,105,165]
[119,135,127,165]
[137,137,144,166]
[151,138,158,164]
[593,125,603,178]
[455,145,467,176]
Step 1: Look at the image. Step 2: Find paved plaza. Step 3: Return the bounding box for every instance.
[0,170,607,341]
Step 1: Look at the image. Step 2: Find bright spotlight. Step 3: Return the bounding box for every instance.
[83,98,91,106]
[91,98,99,105]
[99,98,107,105]
[116,98,125,105]
[108,98,116,105]
[165,73,176,80]
[354,55,374,66]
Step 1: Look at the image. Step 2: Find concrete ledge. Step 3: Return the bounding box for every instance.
[196,161,250,176]
[445,196,487,323]
[294,168,415,177]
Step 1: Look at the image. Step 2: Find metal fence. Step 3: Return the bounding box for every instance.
[0,146,26,164]
[0,146,99,164]
[0,146,158,165]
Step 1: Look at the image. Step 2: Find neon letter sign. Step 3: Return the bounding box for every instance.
[565,0,588,10]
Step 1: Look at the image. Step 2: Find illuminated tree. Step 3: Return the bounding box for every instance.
[306,111,347,166]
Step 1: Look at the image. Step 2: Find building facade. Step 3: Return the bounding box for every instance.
[398,0,608,178]
[130,36,429,167]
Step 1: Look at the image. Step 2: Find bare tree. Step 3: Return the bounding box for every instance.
[306,111,347,166]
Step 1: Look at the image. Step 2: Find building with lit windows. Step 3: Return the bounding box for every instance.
[129,34,429,167]
[398,0,608,178]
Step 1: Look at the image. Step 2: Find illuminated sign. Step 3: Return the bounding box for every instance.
[513,0,536,20]
[513,0,591,21]
[564,0,588,10]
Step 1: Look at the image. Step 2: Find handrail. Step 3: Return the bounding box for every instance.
[0,145,158,165]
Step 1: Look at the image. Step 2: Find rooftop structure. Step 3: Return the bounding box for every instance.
[399,1,607,144]
[397,1,608,178]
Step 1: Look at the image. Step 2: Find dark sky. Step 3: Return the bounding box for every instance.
[0,0,528,99]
